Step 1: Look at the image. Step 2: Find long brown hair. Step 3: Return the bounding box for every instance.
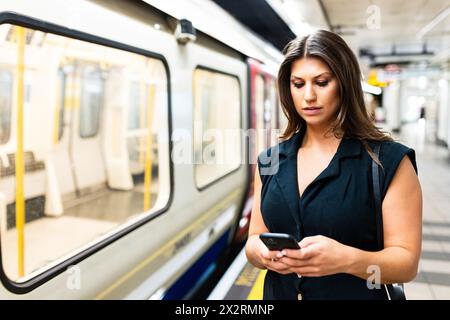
[277,30,392,161]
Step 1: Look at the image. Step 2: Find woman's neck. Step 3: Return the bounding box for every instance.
[302,125,341,151]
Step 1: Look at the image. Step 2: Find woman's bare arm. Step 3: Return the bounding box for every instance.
[245,164,270,269]
[345,155,422,283]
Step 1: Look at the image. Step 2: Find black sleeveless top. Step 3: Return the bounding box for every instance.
[257,129,417,300]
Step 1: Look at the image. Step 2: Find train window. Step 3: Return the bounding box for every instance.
[193,68,241,189]
[56,68,66,142]
[128,81,151,131]
[0,24,170,283]
[24,83,31,103]
[129,81,141,130]
[0,69,12,145]
[79,66,104,138]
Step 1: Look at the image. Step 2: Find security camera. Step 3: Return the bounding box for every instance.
[175,18,196,44]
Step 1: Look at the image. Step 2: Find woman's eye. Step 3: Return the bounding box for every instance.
[316,81,329,87]
[293,82,304,88]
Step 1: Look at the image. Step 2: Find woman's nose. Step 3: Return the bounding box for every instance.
[304,83,317,103]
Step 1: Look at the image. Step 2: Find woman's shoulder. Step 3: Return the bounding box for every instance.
[257,133,298,162]
[256,142,283,169]
[256,136,298,179]
[378,140,416,170]
[375,140,418,194]
[379,139,413,153]
[367,140,415,168]
[367,139,414,157]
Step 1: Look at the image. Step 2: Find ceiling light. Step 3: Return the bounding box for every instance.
[416,6,450,39]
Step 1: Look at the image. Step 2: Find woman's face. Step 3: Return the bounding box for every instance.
[290,57,340,129]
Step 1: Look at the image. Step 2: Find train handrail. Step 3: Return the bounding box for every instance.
[15,25,26,278]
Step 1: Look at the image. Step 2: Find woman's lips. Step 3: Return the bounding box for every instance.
[302,107,323,115]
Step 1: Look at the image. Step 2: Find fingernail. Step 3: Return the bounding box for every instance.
[281,250,286,256]
[276,252,283,258]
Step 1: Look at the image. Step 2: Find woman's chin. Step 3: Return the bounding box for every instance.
[303,117,329,128]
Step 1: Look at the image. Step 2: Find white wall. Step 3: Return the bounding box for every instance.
[382,80,401,131]
[437,78,449,145]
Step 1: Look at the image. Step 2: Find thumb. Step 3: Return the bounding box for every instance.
[259,244,270,259]
[299,235,320,248]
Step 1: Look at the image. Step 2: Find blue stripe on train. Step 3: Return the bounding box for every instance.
[162,230,230,300]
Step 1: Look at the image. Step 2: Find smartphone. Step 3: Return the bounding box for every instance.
[259,232,300,250]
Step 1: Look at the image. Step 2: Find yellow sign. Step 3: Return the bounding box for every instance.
[368,70,388,87]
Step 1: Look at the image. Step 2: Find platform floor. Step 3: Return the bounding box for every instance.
[396,121,450,299]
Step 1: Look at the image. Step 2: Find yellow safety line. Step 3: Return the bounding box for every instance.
[94,189,241,300]
[144,84,155,211]
[246,270,266,300]
[15,26,26,277]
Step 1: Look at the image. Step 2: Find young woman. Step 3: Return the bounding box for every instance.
[245,30,422,300]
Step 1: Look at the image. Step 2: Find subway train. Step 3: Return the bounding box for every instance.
[0,0,287,299]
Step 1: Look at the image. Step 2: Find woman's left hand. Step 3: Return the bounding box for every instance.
[278,235,351,277]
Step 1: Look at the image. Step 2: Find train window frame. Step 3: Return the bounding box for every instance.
[0,68,13,145]
[192,65,243,191]
[0,12,174,295]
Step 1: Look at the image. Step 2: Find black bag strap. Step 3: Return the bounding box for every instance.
[372,143,384,250]
[372,142,406,300]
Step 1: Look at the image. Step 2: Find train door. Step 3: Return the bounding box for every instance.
[49,67,76,204]
[254,73,266,154]
[125,65,158,182]
[233,59,279,244]
[69,63,106,193]
[54,61,107,198]
[266,76,280,146]
[256,73,279,152]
